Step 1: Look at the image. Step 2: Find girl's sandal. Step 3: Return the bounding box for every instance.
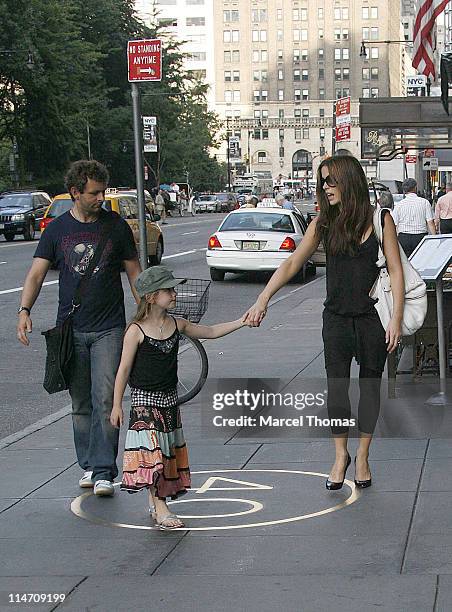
[149,507,185,530]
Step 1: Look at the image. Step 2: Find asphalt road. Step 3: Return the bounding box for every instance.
[0,202,318,439]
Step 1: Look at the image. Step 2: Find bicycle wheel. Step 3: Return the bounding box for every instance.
[177,333,208,404]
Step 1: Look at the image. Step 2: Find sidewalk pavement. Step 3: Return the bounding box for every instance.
[1,273,451,612]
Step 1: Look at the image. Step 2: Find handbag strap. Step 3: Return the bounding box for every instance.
[71,215,114,312]
[373,207,389,268]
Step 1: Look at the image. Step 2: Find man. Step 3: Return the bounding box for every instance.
[391,178,436,257]
[275,193,295,210]
[155,189,167,224]
[435,182,452,234]
[435,184,446,203]
[17,160,141,497]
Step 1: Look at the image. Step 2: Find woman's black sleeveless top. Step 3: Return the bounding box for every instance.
[323,231,381,317]
[129,320,179,392]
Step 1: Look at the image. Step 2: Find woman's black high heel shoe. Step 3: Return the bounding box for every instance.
[326,453,351,490]
[354,457,372,488]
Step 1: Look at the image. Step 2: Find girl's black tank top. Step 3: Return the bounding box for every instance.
[129,318,179,392]
[323,214,387,317]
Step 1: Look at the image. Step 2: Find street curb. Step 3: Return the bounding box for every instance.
[0,403,72,450]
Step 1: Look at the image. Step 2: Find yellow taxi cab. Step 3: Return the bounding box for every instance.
[40,189,163,265]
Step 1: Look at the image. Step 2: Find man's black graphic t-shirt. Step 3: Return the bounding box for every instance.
[34,210,138,332]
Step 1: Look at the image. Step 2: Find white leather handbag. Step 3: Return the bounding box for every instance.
[370,208,427,336]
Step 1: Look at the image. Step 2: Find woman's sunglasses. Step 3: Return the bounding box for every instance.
[320,175,337,188]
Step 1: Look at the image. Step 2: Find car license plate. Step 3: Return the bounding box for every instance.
[242,241,259,250]
[0,223,4,229]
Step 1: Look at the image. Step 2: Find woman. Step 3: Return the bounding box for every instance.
[243,156,404,490]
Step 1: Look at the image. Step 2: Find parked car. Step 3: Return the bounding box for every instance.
[0,190,51,241]
[213,192,238,212]
[206,206,317,281]
[195,194,221,214]
[42,191,164,265]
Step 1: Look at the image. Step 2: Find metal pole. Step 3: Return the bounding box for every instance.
[131,82,148,269]
[226,118,231,190]
[426,276,450,405]
[86,120,91,160]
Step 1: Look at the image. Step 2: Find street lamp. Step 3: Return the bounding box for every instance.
[359,39,412,59]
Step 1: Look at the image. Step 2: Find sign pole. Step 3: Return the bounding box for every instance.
[332,101,336,155]
[131,82,148,269]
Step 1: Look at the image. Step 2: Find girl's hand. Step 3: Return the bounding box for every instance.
[242,298,268,327]
[386,318,402,353]
[110,405,123,429]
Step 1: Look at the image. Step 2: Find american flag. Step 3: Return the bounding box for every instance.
[412,0,449,79]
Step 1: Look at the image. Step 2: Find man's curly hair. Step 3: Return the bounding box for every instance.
[65,160,109,201]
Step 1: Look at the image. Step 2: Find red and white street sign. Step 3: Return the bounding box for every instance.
[406,154,418,163]
[335,96,351,143]
[336,124,351,143]
[127,39,162,82]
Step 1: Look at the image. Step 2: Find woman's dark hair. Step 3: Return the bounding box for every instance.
[65,160,109,201]
[315,155,373,256]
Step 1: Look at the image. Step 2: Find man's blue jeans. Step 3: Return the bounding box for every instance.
[69,327,124,482]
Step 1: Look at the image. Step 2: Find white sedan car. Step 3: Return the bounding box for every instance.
[206,206,316,281]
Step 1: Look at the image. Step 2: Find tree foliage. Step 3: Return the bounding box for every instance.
[0,0,224,193]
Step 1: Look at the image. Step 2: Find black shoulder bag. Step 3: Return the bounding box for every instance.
[41,217,113,394]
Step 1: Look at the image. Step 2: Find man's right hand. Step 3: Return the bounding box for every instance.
[17,313,32,346]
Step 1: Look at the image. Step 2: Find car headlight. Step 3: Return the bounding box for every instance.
[11,214,25,221]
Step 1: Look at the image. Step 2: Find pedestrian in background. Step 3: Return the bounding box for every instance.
[17,160,141,497]
[243,155,404,491]
[378,191,394,210]
[392,178,435,257]
[435,182,452,234]
[155,190,168,224]
[275,193,295,210]
[110,266,250,529]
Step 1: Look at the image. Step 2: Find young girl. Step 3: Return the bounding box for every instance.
[244,155,404,491]
[110,265,247,530]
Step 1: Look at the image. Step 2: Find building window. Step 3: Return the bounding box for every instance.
[293,69,300,81]
[223,30,231,43]
[224,91,232,102]
[301,9,307,20]
[279,69,284,80]
[294,49,300,61]
[278,89,284,101]
[278,49,283,60]
[371,7,378,19]
[189,51,206,61]
[334,8,341,20]
[224,51,231,62]
[295,128,302,139]
[343,68,350,80]
[253,70,260,81]
[294,89,301,101]
[319,29,324,39]
[261,50,268,61]
[318,7,324,19]
[261,70,268,82]
[302,69,309,80]
[277,8,282,20]
[371,87,379,98]
[303,128,309,139]
[342,88,350,96]
[232,30,239,42]
[318,48,324,59]
[223,10,239,22]
[319,108,325,117]
[252,50,259,63]
[362,27,369,40]
[371,67,379,80]
[279,128,285,139]
[343,8,349,20]
[343,48,349,60]
[335,88,342,99]
[251,8,267,22]
[302,89,309,100]
[318,67,325,79]
[262,129,269,139]
[362,7,369,19]
[186,16,205,26]
[371,47,379,59]
[279,146,285,158]
[362,67,370,80]
[261,90,268,101]
[233,90,240,102]
[362,87,370,98]
[302,108,309,117]
[293,29,300,41]
[334,48,341,60]
[320,128,325,138]
[293,8,300,20]
[294,108,302,118]
[319,88,325,99]
[334,68,341,80]
[279,108,284,118]
[252,30,259,42]
[233,70,240,82]
[254,90,260,102]
[252,30,266,42]
[224,71,231,82]
[371,27,379,40]
[334,29,341,41]
[277,30,283,41]
[301,49,308,61]
[342,29,349,40]
[257,151,267,164]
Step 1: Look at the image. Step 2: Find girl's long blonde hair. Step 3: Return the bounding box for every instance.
[126,291,164,331]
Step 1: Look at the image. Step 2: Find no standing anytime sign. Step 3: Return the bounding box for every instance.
[127,39,162,82]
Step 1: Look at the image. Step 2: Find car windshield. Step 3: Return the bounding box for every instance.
[198,195,215,201]
[220,212,295,233]
[215,194,228,201]
[48,199,73,217]
[0,194,32,208]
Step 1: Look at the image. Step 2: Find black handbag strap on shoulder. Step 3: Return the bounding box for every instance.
[71,215,115,313]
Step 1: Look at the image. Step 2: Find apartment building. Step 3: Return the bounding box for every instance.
[214,0,404,180]
[135,0,216,107]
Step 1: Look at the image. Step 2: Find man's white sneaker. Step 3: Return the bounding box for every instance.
[79,471,94,488]
[94,480,115,496]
